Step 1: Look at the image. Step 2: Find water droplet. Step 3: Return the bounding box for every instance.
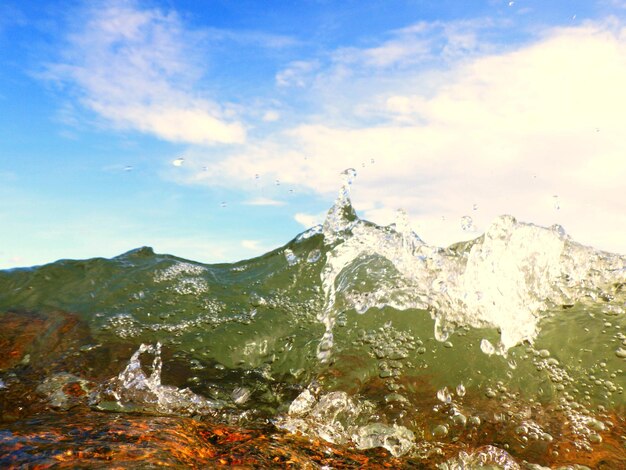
[232,386,251,405]
[552,195,560,210]
[255,173,260,179]
[615,347,626,358]
[456,384,466,397]
[124,165,133,172]
[275,179,280,186]
[220,201,227,208]
[508,1,515,6]
[472,204,478,211]
[172,157,184,167]
[460,215,474,231]
[341,168,357,186]
[370,158,375,164]
[437,387,452,403]
[551,224,566,237]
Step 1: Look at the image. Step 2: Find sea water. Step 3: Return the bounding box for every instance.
[0,173,624,467]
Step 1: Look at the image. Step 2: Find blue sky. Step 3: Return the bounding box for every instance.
[1,0,626,268]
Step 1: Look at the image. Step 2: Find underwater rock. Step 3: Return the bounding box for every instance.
[0,310,91,371]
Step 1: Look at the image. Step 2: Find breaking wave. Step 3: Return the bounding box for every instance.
[1,171,624,465]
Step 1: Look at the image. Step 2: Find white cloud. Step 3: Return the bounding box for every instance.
[604,0,626,9]
[276,60,320,87]
[262,110,281,122]
[243,197,286,206]
[180,20,626,254]
[294,212,325,228]
[45,0,245,144]
[241,239,261,250]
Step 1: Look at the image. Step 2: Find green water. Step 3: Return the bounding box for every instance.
[0,194,625,466]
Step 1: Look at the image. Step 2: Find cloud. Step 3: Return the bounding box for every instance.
[262,110,281,122]
[330,20,488,69]
[603,0,626,9]
[241,239,261,250]
[243,197,286,206]
[44,0,245,145]
[180,19,626,253]
[274,18,505,92]
[203,28,299,49]
[276,60,320,87]
[294,212,325,228]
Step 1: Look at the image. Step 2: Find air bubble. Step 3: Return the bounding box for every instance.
[432,424,449,438]
[172,157,184,167]
[284,249,298,266]
[480,339,496,355]
[589,433,603,444]
[452,413,467,427]
[468,416,481,426]
[307,249,322,263]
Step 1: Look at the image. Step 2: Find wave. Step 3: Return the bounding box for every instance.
[1,171,625,464]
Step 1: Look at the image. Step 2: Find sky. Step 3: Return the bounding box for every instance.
[1,0,626,269]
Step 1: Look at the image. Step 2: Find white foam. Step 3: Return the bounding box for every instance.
[318,184,626,356]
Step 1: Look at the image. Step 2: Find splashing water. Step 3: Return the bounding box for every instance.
[0,174,625,466]
[92,343,220,416]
